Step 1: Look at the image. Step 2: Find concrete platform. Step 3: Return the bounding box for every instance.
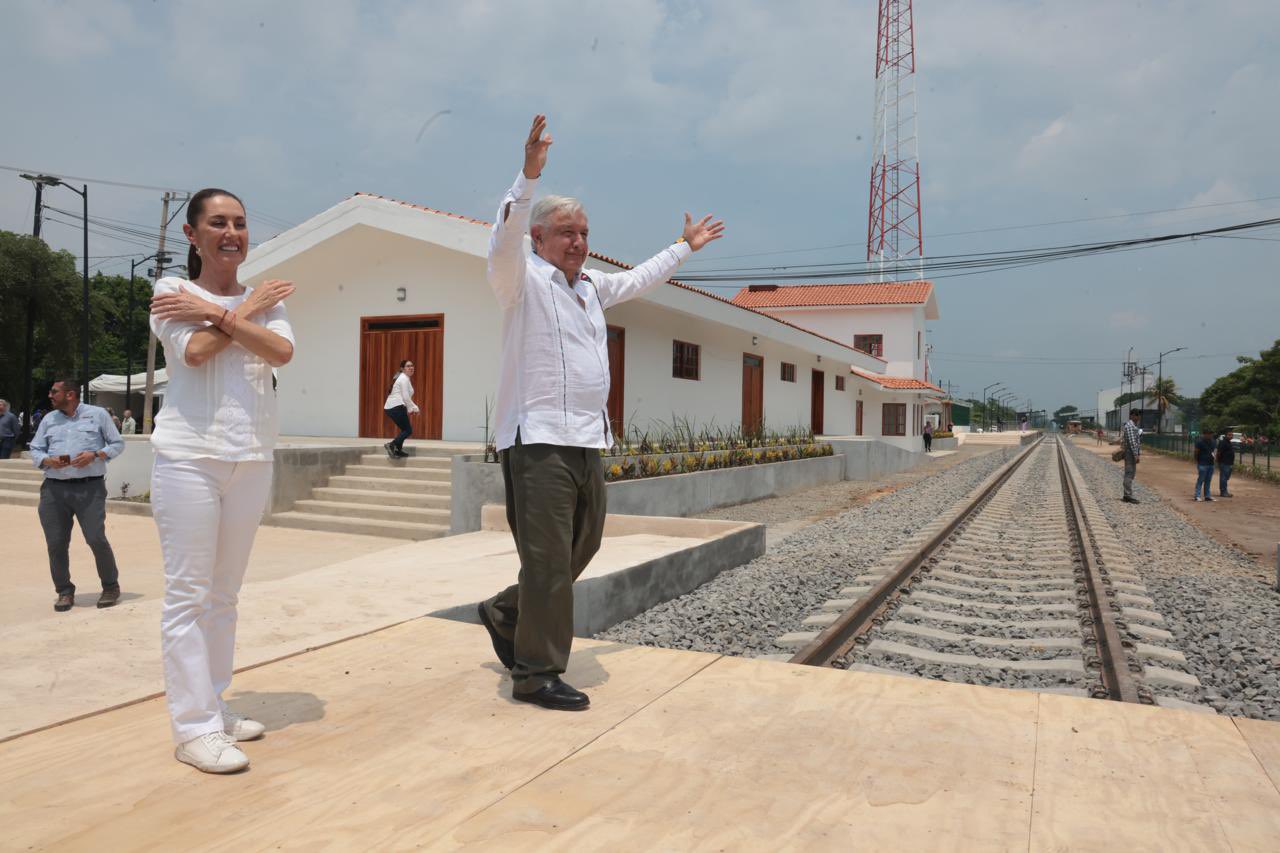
[3,615,1278,850]
[0,503,759,740]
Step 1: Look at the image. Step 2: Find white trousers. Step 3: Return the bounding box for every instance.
[152,456,273,744]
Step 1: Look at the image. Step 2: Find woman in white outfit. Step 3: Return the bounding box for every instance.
[382,359,419,459]
[149,187,295,773]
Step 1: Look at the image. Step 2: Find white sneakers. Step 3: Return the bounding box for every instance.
[175,731,249,774]
[175,713,266,774]
[223,711,266,741]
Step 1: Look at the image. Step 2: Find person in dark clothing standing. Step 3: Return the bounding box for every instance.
[0,399,19,459]
[1216,432,1235,497]
[1193,431,1216,502]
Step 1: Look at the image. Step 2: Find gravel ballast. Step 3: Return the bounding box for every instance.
[1065,440,1280,720]
[597,446,1015,658]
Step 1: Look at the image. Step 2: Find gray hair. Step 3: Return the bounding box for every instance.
[531,195,585,230]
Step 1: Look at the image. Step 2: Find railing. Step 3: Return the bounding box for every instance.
[1141,432,1274,475]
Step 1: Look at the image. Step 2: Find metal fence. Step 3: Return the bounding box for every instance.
[1141,432,1273,472]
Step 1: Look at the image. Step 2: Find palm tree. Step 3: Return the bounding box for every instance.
[1149,377,1180,433]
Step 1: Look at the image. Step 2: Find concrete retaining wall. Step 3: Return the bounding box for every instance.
[825,438,926,481]
[268,446,369,514]
[932,436,958,451]
[432,507,766,636]
[451,452,847,534]
[93,440,366,517]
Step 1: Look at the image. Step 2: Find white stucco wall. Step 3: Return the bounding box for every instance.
[762,305,926,380]
[244,224,502,442]
[604,297,857,437]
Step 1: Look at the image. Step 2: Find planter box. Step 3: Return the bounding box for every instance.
[451,451,845,534]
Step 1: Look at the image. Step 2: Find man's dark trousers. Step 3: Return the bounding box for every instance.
[38,478,119,596]
[482,438,606,693]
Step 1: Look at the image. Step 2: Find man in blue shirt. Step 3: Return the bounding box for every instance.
[0,398,20,459]
[28,379,125,611]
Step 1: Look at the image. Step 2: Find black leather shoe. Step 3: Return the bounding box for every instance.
[97,587,120,608]
[513,678,590,711]
[477,604,515,669]
[1122,496,1140,504]
[54,592,75,612]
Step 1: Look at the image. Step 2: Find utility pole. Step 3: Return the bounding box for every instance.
[143,191,173,434]
[1155,346,1186,434]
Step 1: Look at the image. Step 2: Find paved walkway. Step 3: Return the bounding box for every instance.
[1072,438,1280,570]
[0,505,719,739]
[4,615,1279,850]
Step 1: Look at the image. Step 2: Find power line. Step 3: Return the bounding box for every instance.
[680,192,1280,266]
[675,215,1280,283]
[0,164,192,194]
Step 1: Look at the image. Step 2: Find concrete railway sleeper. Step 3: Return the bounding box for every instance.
[782,437,1210,712]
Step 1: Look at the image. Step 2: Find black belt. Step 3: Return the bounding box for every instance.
[47,475,104,483]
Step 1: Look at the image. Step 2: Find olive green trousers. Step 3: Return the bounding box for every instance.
[482,437,606,692]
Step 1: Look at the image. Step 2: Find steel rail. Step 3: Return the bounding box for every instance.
[789,435,1045,667]
[1056,438,1142,703]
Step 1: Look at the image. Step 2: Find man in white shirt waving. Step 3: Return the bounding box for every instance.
[478,115,724,711]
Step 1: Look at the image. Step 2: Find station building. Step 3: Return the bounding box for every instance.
[238,192,945,451]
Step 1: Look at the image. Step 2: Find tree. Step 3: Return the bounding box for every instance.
[1147,377,1179,431]
[1201,340,1280,437]
[0,231,81,424]
[88,271,165,379]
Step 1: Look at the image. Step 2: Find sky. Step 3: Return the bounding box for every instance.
[3,0,1278,416]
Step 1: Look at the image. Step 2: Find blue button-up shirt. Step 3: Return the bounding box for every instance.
[28,403,124,480]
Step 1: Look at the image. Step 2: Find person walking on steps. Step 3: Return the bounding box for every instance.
[476,114,724,711]
[383,360,419,459]
[1193,430,1216,502]
[28,380,125,611]
[1216,431,1235,497]
[1121,409,1142,504]
[149,187,296,774]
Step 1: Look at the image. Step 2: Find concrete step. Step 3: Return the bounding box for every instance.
[310,487,450,509]
[341,464,450,483]
[0,468,42,481]
[358,454,451,470]
[0,478,40,494]
[0,488,38,507]
[292,499,449,525]
[326,475,451,495]
[266,511,448,541]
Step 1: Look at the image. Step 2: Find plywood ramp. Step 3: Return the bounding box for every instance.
[4,616,1280,851]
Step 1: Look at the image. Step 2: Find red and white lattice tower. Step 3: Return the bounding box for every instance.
[866,0,924,278]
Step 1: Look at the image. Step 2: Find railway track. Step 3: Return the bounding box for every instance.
[781,436,1207,710]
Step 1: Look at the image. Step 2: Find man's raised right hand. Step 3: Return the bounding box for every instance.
[523,114,552,179]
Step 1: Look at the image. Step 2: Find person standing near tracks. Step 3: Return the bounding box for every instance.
[149,187,295,774]
[1216,431,1235,497]
[1121,409,1142,504]
[476,114,724,711]
[1193,430,1217,502]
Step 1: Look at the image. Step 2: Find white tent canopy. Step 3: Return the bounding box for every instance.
[89,369,168,397]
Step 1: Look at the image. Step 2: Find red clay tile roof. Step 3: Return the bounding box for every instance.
[349,191,888,364]
[731,281,933,309]
[851,368,944,394]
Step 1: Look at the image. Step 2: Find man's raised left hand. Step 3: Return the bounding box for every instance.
[682,213,726,251]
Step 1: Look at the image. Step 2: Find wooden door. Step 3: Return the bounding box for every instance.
[606,325,625,438]
[359,314,444,439]
[810,369,825,435]
[856,400,864,436]
[741,353,764,434]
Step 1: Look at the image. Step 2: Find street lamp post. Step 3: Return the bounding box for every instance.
[982,382,1003,433]
[1155,346,1186,433]
[21,174,89,397]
